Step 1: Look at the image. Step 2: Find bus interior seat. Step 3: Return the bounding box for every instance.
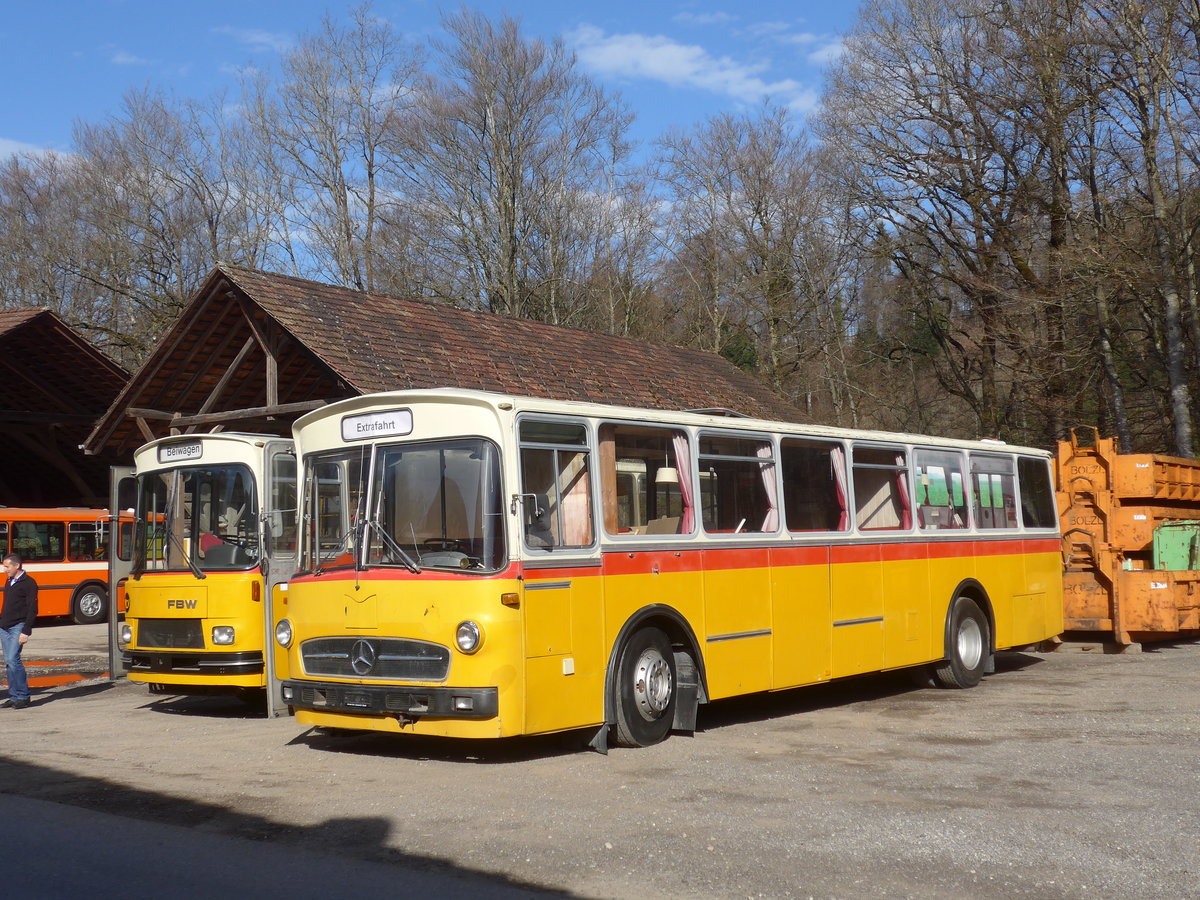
[645,516,681,535]
[526,493,555,547]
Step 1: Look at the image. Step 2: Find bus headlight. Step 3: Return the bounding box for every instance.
[119,624,132,645]
[275,618,293,648]
[455,620,483,654]
[212,626,235,645]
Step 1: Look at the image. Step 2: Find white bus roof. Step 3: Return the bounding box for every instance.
[292,388,1052,458]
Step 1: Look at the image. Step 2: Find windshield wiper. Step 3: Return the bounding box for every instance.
[160,525,205,580]
[364,517,422,574]
[313,527,355,575]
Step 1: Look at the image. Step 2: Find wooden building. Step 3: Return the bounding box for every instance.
[0,308,128,506]
[86,264,801,458]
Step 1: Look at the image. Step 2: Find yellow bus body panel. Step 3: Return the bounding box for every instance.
[283,574,530,738]
[281,541,1063,739]
[125,570,265,688]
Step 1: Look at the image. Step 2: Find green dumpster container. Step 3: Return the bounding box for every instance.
[1152,520,1200,570]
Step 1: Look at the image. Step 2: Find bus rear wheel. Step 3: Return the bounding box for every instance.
[72,585,108,625]
[613,626,677,748]
[934,595,989,689]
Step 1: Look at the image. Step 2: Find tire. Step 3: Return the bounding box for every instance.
[934,595,990,689]
[613,626,677,747]
[72,584,108,625]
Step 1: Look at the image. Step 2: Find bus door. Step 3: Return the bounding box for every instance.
[108,466,136,679]
[262,441,297,717]
[518,419,605,733]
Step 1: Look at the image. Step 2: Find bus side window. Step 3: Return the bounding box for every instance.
[1017,457,1057,528]
[599,422,692,536]
[13,521,65,561]
[971,455,1018,529]
[68,523,100,561]
[519,419,595,550]
[781,439,848,532]
[914,449,968,530]
[698,433,779,534]
[852,446,911,531]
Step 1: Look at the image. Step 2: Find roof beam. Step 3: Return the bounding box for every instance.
[170,399,325,428]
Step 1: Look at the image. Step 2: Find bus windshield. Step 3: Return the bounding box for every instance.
[301,438,505,573]
[135,465,260,573]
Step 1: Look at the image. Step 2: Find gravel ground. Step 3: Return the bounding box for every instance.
[2,624,1198,899]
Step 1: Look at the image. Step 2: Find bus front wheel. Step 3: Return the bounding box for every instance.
[72,585,108,625]
[613,626,677,748]
[934,595,989,689]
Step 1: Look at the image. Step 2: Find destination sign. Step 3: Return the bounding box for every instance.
[341,409,414,442]
[158,441,203,463]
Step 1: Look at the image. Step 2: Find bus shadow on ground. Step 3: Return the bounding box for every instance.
[0,755,574,898]
[288,652,1046,763]
[292,725,596,764]
[136,691,271,720]
[694,650,1046,734]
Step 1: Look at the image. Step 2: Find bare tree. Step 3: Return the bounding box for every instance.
[394,8,633,322]
[243,3,420,291]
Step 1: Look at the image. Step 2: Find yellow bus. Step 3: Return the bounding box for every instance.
[120,434,297,708]
[275,390,1062,749]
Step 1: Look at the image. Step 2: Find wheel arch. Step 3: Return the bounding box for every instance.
[601,604,707,728]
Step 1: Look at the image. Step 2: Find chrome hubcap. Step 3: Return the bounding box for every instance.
[632,647,672,721]
[79,592,103,617]
[957,617,983,669]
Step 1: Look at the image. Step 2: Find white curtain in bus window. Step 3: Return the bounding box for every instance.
[852,446,912,531]
[1017,457,1057,528]
[914,449,968,530]
[970,454,1018,529]
[519,420,595,549]
[781,439,849,532]
[697,434,778,534]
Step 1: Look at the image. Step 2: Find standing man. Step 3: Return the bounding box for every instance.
[1,553,37,708]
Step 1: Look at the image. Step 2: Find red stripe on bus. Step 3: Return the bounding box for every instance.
[285,537,1058,584]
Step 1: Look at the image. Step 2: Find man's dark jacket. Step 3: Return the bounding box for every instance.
[0,572,37,635]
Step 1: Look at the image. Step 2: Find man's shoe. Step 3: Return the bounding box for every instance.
[0,699,13,708]
[10,699,29,709]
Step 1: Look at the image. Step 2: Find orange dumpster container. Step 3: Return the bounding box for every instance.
[1056,427,1200,645]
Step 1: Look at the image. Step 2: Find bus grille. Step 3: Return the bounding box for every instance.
[138,619,205,649]
[300,637,450,681]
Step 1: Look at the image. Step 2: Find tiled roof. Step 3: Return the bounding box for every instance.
[87,265,801,455]
[0,306,129,504]
[220,265,800,420]
[0,307,128,416]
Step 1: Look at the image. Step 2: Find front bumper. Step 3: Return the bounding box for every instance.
[281,679,499,719]
[124,650,264,677]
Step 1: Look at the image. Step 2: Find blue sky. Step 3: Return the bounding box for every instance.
[0,0,860,157]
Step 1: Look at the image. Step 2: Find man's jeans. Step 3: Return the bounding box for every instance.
[0,624,29,702]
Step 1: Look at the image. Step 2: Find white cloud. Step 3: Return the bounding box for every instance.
[569,25,819,112]
[0,138,46,159]
[212,26,293,54]
[775,31,821,47]
[672,12,738,26]
[807,41,845,65]
[112,50,151,66]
